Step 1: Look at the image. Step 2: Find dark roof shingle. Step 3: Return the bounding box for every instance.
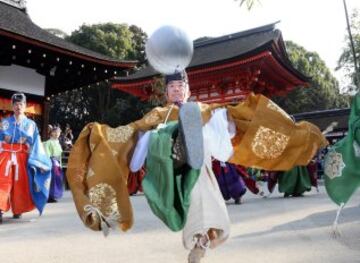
[293,108,350,131]
[0,2,135,65]
[118,22,304,81]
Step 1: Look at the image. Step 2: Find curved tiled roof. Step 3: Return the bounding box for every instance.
[0,2,136,67]
[116,22,308,82]
[293,108,350,131]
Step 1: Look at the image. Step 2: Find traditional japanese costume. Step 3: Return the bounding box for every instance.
[0,115,51,214]
[212,160,247,202]
[66,93,327,247]
[323,94,360,232]
[44,138,64,200]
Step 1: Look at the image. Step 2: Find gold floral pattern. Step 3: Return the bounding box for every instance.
[144,112,160,125]
[88,183,119,218]
[251,126,289,159]
[107,125,134,143]
[324,151,345,179]
[267,101,292,120]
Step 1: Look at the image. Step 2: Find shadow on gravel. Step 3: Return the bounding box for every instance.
[233,206,359,240]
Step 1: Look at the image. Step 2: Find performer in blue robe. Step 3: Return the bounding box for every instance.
[0,93,51,223]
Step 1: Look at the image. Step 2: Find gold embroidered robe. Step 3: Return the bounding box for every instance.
[66,93,327,233]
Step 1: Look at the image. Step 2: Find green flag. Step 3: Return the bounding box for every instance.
[324,94,360,206]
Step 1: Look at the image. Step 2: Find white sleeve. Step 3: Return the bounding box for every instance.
[202,108,234,162]
[129,130,151,172]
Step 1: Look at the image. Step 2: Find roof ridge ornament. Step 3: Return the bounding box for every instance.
[0,0,26,10]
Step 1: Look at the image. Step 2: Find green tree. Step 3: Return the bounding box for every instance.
[49,23,151,136]
[66,23,148,65]
[49,84,154,137]
[129,25,148,67]
[272,41,350,113]
[337,8,360,91]
[66,23,134,60]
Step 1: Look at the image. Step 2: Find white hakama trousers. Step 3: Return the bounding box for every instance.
[182,161,230,249]
[182,108,234,249]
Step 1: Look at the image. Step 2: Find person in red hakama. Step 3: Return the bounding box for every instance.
[0,93,51,223]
